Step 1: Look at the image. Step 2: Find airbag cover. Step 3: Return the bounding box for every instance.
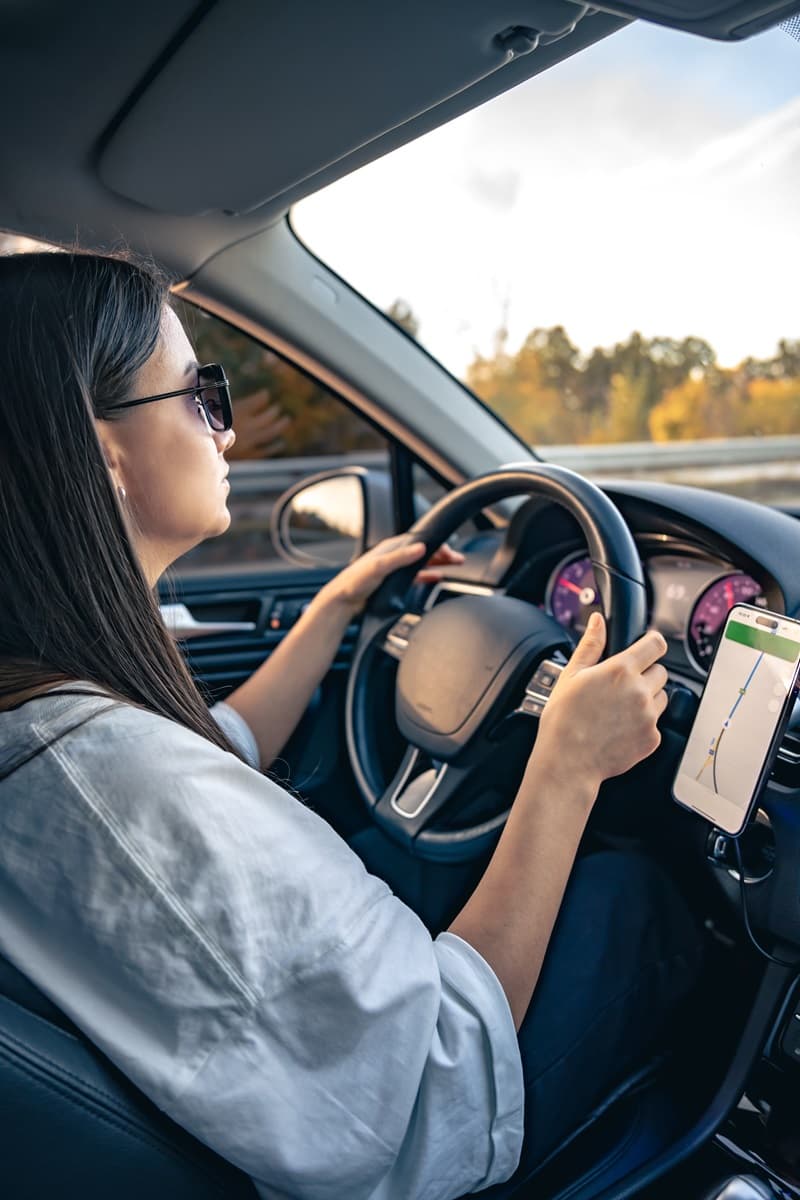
[396,594,568,758]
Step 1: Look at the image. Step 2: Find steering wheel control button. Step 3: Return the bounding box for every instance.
[382,613,421,660]
[665,683,699,733]
[517,658,565,718]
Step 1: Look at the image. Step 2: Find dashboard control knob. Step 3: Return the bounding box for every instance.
[705,811,775,883]
[665,683,699,734]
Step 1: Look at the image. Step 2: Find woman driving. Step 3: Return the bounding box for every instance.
[0,251,700,1199]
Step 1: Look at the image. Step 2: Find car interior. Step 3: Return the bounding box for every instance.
[3,2,800,1198]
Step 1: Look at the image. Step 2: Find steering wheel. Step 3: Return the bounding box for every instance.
[345,464,647,863]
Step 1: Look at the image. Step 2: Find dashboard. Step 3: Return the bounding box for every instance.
[425,477,800,967]
[448,478,800,948]
[422,476,800,952]
[478,479,799,691]
[540,541,771,678]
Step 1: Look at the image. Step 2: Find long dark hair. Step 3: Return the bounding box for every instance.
[0,250,242,760]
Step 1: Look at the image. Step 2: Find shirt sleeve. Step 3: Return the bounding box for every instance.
[0,702,523,1200]
[210,699,260,770]
[178,917,523,1200]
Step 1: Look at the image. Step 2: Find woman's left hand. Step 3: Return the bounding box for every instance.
[320,536,466,616]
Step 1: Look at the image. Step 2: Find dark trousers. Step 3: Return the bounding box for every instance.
[479,850,701,1194]
[349,832,702,1194]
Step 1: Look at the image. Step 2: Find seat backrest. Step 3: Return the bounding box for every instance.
[0,954,257,1199]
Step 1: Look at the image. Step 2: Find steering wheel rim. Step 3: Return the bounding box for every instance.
[345,463,647,863]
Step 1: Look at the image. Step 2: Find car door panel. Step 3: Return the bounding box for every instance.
[162,571,365,817]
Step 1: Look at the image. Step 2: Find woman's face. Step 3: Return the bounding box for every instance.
[96,305,236,584]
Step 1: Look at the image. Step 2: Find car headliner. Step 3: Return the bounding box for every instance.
[1,0,795,282]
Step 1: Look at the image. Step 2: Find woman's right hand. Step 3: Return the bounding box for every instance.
[451,611,670,1029]
[532,612,668,797]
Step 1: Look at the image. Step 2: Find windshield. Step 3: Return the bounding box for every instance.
[294,18,800,505]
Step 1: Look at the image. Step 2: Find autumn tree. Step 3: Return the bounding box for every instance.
[179,297,800,451]
[466,320,800,446]
[740,339,800,382]
[175,301,384,458]
[740,377,800,437]
[648,372,743,442]
[385,299,420,339]
[602,371,652,442]
[466,326,586,444]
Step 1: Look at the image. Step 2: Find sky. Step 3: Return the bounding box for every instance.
[293,19,800,380]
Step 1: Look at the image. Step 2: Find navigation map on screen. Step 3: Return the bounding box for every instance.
[674,612,800,831]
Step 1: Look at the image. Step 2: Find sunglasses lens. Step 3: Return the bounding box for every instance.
[197,366,229,431]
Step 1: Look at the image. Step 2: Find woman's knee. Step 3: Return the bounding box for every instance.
[561,850,702,965]
[524,850,703,1058]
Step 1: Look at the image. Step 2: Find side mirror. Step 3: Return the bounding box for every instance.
[270,467,395,568]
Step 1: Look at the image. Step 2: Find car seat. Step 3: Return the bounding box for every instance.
[0,951,678,1200]
[0,953,258,1198]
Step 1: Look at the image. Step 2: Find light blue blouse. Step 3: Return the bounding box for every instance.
[0,684,523,1199]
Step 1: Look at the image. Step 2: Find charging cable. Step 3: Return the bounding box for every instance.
[732,838,800,969]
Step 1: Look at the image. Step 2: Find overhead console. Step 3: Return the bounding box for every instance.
[97,0,796,219]
[591,0,800,38]
[97,0,625,217]
[98,0,618,218]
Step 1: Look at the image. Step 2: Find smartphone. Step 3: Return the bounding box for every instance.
[673,603,800,836]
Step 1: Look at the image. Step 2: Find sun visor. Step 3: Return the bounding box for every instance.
[97,0,595,216]
[590,0,800,38]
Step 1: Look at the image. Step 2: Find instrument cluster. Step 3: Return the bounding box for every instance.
[544,546,771,676]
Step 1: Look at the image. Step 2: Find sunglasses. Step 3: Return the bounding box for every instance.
[102,363,233,431]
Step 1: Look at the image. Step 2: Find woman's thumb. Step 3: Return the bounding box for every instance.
[564,612,606,673]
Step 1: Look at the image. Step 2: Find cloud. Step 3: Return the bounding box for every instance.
[294,23,799,378]
[464,166,521,212]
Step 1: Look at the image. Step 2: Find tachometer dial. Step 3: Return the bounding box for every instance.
[687,573,766,670]
[547,555,602,635]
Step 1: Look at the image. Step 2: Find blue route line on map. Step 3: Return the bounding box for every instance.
[698,649,765,790]
[726,651,765,723]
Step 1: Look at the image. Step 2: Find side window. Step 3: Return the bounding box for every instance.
[412,462,485,552]
[173,302,390,576]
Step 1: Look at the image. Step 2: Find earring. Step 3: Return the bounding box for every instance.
[117,484,127,503]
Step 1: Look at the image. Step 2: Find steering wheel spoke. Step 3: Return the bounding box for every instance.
[374,747,470,845]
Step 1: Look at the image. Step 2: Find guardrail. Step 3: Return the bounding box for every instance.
[539,436,800,506]
[181,437,800,575]
[539,436,800,475]
[227,436,800,502]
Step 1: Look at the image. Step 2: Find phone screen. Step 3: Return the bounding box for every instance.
[673,604,800,835]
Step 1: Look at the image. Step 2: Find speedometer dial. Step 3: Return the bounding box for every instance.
[547,555,602,635]
[687,573,766,670]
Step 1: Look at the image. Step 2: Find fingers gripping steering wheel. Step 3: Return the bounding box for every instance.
[345,464,647,863]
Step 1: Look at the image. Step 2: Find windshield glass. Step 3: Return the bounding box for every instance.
[294,18,800,505]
